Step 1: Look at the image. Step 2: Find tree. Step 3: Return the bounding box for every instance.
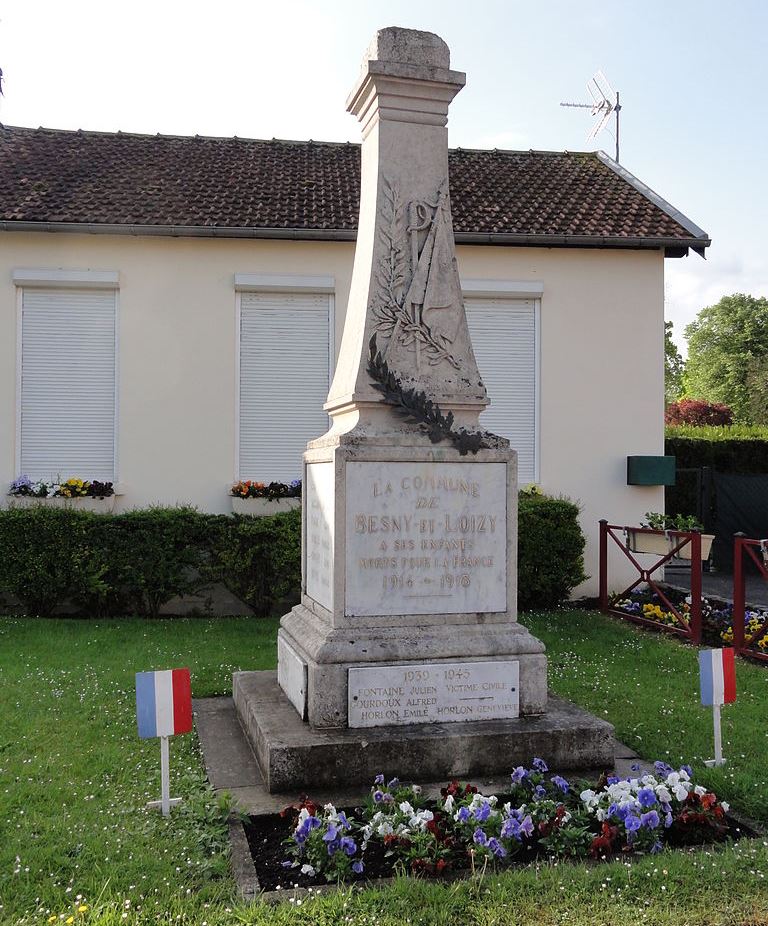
[684,293,768,424]
[664,320,684,405]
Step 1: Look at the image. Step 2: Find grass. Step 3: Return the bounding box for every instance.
[1,611,767,926]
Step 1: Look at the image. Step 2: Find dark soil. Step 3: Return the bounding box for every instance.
[242,801,757,893]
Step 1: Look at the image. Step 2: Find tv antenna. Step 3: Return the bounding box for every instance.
[560,70,621,163]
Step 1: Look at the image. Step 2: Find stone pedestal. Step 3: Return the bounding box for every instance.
[279,441,547,729]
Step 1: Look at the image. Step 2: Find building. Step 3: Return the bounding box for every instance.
[0,126,710,595]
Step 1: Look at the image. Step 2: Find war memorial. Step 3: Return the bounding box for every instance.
[233,26,613,792]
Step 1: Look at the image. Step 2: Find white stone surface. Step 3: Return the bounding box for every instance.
[305,461,335,611]
[344,461,506,616]
[277,635,307,719]
[348,660,519,727]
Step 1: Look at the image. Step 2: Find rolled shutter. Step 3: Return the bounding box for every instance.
[465,297,537,484]
[239,291,330,481]
[20,288,116,481]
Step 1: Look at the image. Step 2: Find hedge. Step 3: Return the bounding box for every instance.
[0,495,585,616]
[517,493,587,611]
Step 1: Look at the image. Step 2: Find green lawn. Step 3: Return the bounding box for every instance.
[2,611,768,926]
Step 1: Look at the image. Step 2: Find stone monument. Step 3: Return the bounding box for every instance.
[233,27,613,792]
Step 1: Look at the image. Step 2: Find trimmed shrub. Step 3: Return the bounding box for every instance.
[0,506,109,616]
[0,496,583,616]
[517,493,587,611]
[88,507,224,617]
[666,435,768,474]
[665,399,733,426]
[214,508,301,615]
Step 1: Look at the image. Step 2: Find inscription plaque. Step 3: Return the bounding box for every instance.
[305,462,335,611]
[344,461,507,616]
[277,636,307,719]
[348,660,519,728]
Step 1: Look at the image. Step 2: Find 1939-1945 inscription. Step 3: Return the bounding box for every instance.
[348,660,519,728]
[344,461,507,616]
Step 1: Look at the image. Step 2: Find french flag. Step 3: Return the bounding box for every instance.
[136,669,193,739]
[699,648,736,706]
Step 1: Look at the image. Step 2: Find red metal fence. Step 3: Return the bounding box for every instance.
[599,520,703,643]
[732,535,768,663]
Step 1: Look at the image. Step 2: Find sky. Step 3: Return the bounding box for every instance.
[1,0,766,355]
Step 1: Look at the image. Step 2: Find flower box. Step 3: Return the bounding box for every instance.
[231,497,301,517]
[626,529,714,560]
[7,495,117,514]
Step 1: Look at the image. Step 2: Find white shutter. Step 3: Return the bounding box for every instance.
[21,288,116,481]
[239,291,330,482]
[465,297,537,484]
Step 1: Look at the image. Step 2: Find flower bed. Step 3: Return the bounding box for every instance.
[243,760,748,892]
[9,474,114,499]
[613,587,768,653]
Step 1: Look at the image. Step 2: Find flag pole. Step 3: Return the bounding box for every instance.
[160,736,170,816]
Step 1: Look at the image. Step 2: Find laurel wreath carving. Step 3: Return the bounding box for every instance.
[367,334,491,456]
[371,179,461,370]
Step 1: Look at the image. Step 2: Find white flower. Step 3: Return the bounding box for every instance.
[674,785,689,802]
[580,788,598,805]
[409,809,434,830]
[443,794,455,813]
[721,801,730,812]
[655,785,672,803]
[323,803,337,817]
[694,785,707,797]
[412,785,422,795]
[596,808,608,822]
[300,864,316,877]
[377,821,394,837]
[399,801,414,815]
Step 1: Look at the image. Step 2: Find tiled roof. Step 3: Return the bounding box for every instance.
[0,126,709,251]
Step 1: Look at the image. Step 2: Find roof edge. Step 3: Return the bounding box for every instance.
[0,220,710,252]
[596,151,710,246]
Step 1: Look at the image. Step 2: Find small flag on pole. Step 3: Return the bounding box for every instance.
[136,669,192,815]
[699,648,736,707]
[136,669,193,738]
[699,648,735,767]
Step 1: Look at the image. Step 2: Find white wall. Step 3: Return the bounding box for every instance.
[0,231,666,596]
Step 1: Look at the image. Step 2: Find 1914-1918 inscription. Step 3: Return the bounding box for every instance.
[348,660,519,728]
[344,461,507,616]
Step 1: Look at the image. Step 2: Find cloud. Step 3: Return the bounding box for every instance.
[665,252,768,354]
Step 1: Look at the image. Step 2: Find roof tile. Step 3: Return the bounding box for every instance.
[0,126,705,244]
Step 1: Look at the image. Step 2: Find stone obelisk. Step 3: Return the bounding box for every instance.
[234,28,614,791]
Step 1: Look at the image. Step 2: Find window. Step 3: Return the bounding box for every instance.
[238,290,331,482]
[18,285,117,481]
[465,297,538,484]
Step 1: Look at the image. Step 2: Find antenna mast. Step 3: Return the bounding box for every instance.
[560,70,621,162]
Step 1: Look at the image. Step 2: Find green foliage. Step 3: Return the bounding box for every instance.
[640,511,703,531]
[214,508,301,615]
[0,506,108,615]
[665,423,768,441]
[0,506,300,618]
[666,433,768,472]
[88,507,225,617]
[0,496,584,617]
[517,493,587,610]
[684,293,768,423]
[664,320,684,405]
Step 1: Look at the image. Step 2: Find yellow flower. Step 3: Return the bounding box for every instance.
[78,905,88,913]
[48,917,56,924]
[66,918,74,925]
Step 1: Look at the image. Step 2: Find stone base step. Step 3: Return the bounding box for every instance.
[233,670,615,793]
